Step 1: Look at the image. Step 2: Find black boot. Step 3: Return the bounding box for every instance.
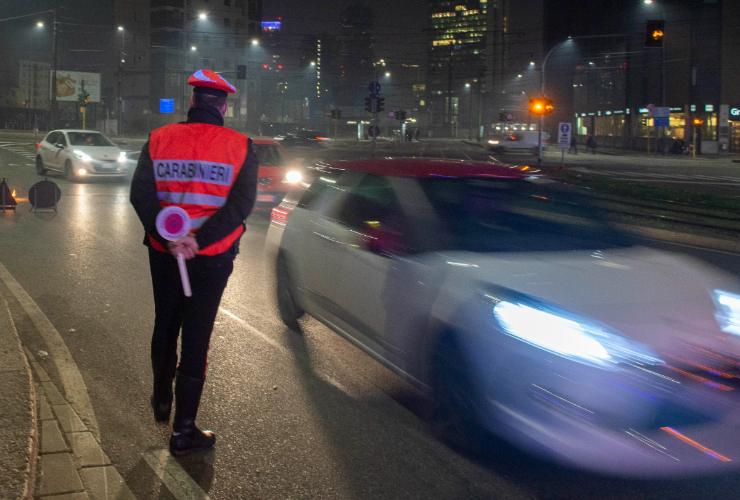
[151,354,177,423]
[169,372,216,456]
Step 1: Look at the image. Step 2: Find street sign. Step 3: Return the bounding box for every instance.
[653,117,669,127]
[649,106,670,119]
[159,98,175,114]
[557,122,572,149]
[368,81,381,95]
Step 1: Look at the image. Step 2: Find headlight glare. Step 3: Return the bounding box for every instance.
[117,151,127,163]
[713,289,740,336]
[283,169,303,184]
[491,294,662,369]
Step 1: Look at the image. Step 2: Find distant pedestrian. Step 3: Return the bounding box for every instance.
[569,135,578,154]
[586,135,597,154]
[130,69,258,456]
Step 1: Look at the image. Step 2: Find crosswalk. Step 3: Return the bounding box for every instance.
[0,141,37,164]
[569,166,740,186]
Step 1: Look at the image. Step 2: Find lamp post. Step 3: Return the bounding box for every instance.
[117,26,125,136]
[1,10,59,128]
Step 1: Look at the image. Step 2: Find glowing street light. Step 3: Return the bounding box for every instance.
[643,0,654,5]
[251,38,259,46]
[117,25,124,31]
[309,61,316,67]
[36,21,45,28]
[464,82,471,89]
[198,12,208,20]
[190,45,197,51]
[384,71,391,78]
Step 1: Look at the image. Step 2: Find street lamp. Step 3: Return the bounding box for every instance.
[117,25,124,31]
[198,12,208,20]
[309,60,316,67]
[384,71,391,78]
[643,0,654,5]
[191,45,197,51]
[36,21,44,28]
[251,38,259,47]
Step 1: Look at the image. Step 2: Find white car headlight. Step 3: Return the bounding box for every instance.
[488,139,500,145]
[117,151,127,163]
[713,290,740,336]
[492,296,662,369]
[283,169,303,184]
[73,150,92,162]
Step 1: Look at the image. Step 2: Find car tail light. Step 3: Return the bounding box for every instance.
[270,206,290,226]
[314,136,330,141]
[35,143,41,151]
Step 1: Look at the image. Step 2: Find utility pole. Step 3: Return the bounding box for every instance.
[50,9,58,129]
[447,43,454,138]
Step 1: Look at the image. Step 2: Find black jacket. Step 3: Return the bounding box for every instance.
[130,105,259,257]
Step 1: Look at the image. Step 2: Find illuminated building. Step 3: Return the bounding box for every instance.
[427,0,489,136]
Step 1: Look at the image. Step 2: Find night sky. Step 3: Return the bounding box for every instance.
[263,0,429,65]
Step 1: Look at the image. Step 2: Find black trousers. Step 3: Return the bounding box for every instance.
[148,248,234,382]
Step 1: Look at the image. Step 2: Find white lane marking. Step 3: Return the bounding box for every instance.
[142,449,211,500]
[219,306,282,350]
[0,261,100,437]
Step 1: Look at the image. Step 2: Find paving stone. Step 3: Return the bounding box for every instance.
[80,466,136,500]
[38,453,83,496]
[41,381,66,405]
[31,361,52,382]
[52,404,87,433]
[41,420,69,454]
[38,390,54,420]
[68,432,110,467]
[40,493,90,500]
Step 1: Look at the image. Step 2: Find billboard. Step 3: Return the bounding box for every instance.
[53,71,101,103]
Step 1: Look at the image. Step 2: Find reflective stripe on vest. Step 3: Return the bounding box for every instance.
[148,122,249,256]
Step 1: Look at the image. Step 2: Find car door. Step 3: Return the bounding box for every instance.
[326,174,415,363]
[50,132,68,170]
[40,132,59,169]
[289,170,357,315]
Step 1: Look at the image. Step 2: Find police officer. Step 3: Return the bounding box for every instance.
[130,70,258,456]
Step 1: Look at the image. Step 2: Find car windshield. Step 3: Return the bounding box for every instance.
[67,132,114,147]
[417,178,632,253]
[253,144,283,166]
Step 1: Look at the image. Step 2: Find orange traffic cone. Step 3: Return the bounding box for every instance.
[1,177,17,210]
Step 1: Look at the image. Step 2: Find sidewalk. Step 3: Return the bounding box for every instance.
[0,299,35,500]
[0,293,134,499]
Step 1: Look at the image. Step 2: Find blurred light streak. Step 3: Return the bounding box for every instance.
[663,365,734,392]
[660,427,732,462]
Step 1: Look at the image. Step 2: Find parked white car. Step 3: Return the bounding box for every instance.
[266,158,740,477]
[36,129,130,180]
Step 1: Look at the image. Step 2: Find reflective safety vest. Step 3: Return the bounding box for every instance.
[148,123,248,256]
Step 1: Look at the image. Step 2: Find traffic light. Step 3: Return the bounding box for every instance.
[365,97,373,113]
[377,97,385,112]
[528,97,554,116]
[237,65,246,79]
[645,20,665,48]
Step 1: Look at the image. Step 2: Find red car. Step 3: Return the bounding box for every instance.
[252,138,305,210]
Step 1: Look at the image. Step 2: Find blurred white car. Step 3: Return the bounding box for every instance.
[36,129,129,180]
[266,158,740,477]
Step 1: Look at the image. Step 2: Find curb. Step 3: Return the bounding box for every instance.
[0,299,38,500]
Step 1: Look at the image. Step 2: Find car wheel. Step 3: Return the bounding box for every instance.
[431,334,488,455]
[36,156,47,175]
[276,252,304,331]
[64,160,75,180]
